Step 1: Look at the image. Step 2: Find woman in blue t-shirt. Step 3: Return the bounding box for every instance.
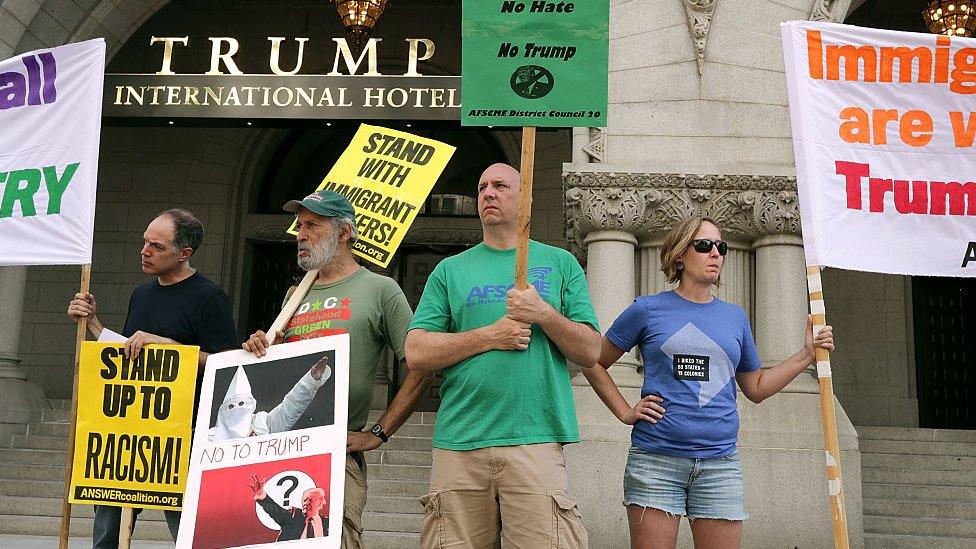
[582,217,834,549]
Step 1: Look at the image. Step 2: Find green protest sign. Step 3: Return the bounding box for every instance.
[461,0,609,127]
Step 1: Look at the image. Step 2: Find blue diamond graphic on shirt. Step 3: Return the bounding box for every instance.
[661,322,734,407]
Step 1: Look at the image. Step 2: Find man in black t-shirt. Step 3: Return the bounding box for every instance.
[67,208,239,548]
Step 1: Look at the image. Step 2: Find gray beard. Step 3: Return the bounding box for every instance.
[297,234,339,271]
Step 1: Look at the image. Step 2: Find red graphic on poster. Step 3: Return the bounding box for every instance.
[192,454,332,548]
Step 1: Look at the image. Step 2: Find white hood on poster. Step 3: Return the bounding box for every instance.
[214,366,257,441]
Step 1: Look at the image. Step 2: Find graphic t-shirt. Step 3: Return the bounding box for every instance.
[409,241,600,450]
[605,291,762,459]
[282,267,412,431]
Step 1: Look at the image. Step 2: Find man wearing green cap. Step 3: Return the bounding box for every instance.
[243,190,431,549]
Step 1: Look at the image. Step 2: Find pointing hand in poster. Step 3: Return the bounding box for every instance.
[210,360,331,442]
[247,471,330,541]
[242,329,285,358]
[310,355,331,381]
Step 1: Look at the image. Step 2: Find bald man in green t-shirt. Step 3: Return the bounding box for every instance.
[243,190,431,549]
[405,164,601,548]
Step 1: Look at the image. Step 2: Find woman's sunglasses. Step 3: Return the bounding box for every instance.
[689,239,728,256]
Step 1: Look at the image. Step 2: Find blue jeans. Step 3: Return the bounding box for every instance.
[623,446,748,521]
[92,506,180,548]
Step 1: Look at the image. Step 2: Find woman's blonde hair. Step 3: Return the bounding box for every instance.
[659,217,723,286]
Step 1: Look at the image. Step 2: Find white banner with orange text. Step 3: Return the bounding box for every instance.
[782,21,976,277]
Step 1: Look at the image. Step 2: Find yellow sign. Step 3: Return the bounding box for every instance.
[288,124,456,267]
[69,342,199,510]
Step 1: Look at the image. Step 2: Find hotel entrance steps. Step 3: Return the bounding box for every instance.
[860,426,976,548]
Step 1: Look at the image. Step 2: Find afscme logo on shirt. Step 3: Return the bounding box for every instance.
[464,267,553,307]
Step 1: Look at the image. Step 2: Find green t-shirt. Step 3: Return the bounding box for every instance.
[282,267,412,431]
[409,241,600,450]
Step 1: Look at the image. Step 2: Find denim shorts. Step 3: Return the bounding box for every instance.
[623,446,748,521]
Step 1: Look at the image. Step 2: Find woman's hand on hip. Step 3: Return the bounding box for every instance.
[621,394,666,425]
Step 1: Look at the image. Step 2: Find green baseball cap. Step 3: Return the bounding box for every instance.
[283,190,356,219]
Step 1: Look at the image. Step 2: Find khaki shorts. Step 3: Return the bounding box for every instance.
[343,453,368,549]
[419,443,587,549]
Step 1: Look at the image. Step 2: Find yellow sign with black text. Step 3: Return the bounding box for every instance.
[288,124,456,268]
[69,342,198,510]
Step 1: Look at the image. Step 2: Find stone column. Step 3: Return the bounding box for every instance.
[0,267,28,381]
[563,180,648,548]
[738,189,811,368]
[753,234,808,365]
[0,266,46,444]
[571,128,589,164]
[583,230,642,385]
[637,237,667,295]
[565,185,654,388]
[735,190,864,548]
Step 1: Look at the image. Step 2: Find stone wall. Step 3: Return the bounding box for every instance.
[607,0,800,175]
[825,270,918,427]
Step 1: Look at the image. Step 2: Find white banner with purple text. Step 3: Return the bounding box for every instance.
[0,39,104,266]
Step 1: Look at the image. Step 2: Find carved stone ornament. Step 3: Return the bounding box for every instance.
[563,171,800,256]
[683,0,717,75]
[581,128,606,162]
[810,0,838,22]
[564,186,660,246]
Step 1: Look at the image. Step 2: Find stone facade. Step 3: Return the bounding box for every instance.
[0,0,932,547]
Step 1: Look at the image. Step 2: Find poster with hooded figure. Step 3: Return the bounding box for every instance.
[177,335,349,549]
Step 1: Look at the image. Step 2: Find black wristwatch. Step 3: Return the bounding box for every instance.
[369,423,389,443]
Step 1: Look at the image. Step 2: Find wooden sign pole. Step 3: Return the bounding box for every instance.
[59,264,91,549]
[267,269,319,336]
[514,127,537,289]
[806,265,850,549]
[119,508,134,548]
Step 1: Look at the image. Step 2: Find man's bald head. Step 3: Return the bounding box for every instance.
[480,163,520,185]
[477,163,521,230]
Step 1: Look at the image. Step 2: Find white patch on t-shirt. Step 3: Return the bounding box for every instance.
[661,322,734,407]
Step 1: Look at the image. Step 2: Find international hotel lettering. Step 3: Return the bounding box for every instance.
[104,36,461,120]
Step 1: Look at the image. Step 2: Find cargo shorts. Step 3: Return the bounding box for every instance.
[419,442,587,549]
